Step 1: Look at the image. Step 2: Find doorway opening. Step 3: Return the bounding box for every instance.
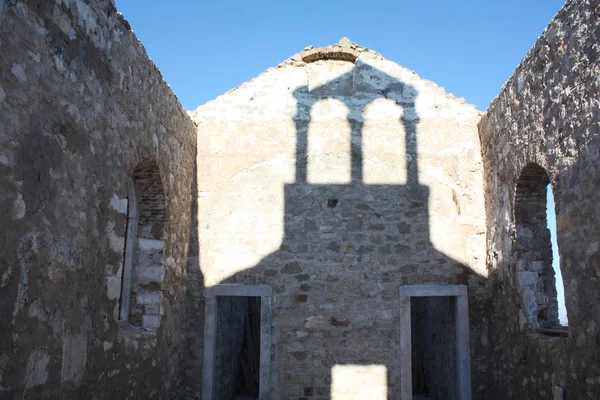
[202,284,272,400]
[411,296,457,400]
[215,296,261,400]
[399,285,471,400]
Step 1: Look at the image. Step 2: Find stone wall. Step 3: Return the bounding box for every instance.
[0,0,196,398]
[191,42,488,399]
[478,0,600,398]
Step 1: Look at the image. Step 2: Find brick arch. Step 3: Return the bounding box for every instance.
[300,45,360,64]
[133,160,167,240]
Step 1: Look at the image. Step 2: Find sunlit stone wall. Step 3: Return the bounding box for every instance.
[190,41,488,398]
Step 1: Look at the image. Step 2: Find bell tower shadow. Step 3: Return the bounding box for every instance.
[208,53,487,400]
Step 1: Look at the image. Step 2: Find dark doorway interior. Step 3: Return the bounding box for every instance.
[411,296,457,400]
[215,296,261,400]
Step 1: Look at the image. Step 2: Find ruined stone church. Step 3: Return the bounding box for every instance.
[1,0,599,399]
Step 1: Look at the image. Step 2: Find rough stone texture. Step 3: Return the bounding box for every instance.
[183,185,205,398]
[2,0,600,398]
[191,42,488,399]
[478,0,600,398]
[0,0,196,398]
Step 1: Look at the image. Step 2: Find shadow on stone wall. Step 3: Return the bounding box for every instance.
[191,61,490,399]
[185,160,206,398]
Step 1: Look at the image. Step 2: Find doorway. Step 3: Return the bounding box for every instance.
[215,296,261,399]
[411,296,457,399]
[399,285,471,400]
[202,285,272,400]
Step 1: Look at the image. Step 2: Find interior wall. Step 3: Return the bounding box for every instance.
[192,43,489,399]
[478,0,600,398]
[0,1,196,398]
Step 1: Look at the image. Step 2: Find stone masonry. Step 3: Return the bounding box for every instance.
[0,0,196,398]
[1,0,600,399]
[478,0,600,398]
[189,42,487,399]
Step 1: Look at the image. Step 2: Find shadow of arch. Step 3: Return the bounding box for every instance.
[306,98,352,184]
[361,98,407,185]
[293,58,420,187]
[198,55,489,400]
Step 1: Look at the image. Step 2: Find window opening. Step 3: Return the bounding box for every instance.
[514,163,568,333]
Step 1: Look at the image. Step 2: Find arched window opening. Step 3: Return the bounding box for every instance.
[119,161,167,330]
[514,163,567,332]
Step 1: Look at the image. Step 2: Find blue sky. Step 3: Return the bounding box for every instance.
[114,0,568,324]
[114,0,566,111]
[548,187,567,325]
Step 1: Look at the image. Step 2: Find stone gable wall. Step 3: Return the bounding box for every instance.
[478,0,600,398]
[190,47,488,399]
[0,0,196,398]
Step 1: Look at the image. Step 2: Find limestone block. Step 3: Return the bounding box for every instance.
[138,266,165,284]
[518,271,538,287]
[106,275,122,300]
[136,291,163,305]
[60,333,87,383]
[138,238,164,251]
[23,350,49,389]
[143,315,161,329]
[144,304,164,315]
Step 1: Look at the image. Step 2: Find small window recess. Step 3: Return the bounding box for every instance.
[118,161,167,332]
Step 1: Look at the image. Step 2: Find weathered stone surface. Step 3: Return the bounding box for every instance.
[23,350,49,389]
[191,40,487,399]
[2,0,599,398]
[478,0,600,398]
[0,0,196,398]
[60,333,87,383]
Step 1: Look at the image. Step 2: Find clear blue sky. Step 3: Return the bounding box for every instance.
[114,0,566,111]
[548,187,567,325]
[114,0,568,324]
